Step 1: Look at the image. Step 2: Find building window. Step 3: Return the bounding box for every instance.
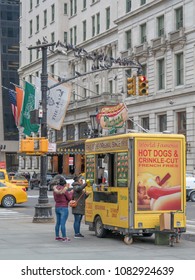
[50,64,55,76]
[49,130,55,142]
[158,58,165,90]
[126,0,131,13]
[157,15,164,37]
[126,69,131,78]
[43,9,47,27]
[56,129,63,142]
[30,49,32,62]
[97,13,100,35]
[175,7,183,29]
[141,64,147,76]
[83,88,87,98]
[70,28,73,44]
[51,32,55,50]
[126,30,131,49]
[140,23,146,43]
[64,31,68,43]
[127,119,134,130]
[30,0,33,11]
[74,0,77,14]
[106,7,110,30]
[51,4,55,22]
[21,157,26,169]
[83,20,86,41]
[92,15,95,36]
[96,84,99,94]
[66,125,75,140]
[109,81,113,94]
[27,157,32,169]
[36,49,39,59]
[141,0,146,5]
[74,26,77,45]
[64,3,68,14]
[34,156,39,169]
[36,15,39,32]
[29,20,33,36]
[36,0,40,6]
[158,114,167,132]
[177,111,186,135]
[141,117,149,132]
[70,0,73,16]
[83,60,87,72]
[83,0,87,9]
[176,53,184,86]
[79,123,88,139]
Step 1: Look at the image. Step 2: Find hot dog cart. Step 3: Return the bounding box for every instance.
[85,132,186,245]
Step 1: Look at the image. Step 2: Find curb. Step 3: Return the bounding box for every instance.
[181,233,195,242]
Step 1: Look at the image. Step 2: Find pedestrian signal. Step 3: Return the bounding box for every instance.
[138,76,148,95]
[127,76,136,95]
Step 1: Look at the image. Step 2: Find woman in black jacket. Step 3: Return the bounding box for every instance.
[72,175,87,238]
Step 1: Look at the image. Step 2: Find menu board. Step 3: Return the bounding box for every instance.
[117,152,128,187]
[86,155,95,184]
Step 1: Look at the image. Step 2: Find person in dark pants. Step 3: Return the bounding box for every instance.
[53,177,73,242]
[72,175,88,238]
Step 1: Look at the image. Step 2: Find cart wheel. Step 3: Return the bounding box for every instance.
[94,216,107,238]
[124,235,133,245]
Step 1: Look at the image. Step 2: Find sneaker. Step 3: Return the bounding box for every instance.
[62,237,71,242]
[74,233,84,238]
[55,237,63,241]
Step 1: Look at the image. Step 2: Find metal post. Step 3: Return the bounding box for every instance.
[29,41,55,223]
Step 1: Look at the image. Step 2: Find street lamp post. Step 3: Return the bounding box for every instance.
[28,41,55,223]
[90,111,99,138]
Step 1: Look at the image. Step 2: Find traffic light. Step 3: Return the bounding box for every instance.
[138,76,149,95]
[39,139,49,153]
[127,76,136,95]
[20,139,35,153]
[20,138,48,153]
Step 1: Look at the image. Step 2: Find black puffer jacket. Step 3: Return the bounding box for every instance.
[72,181,87,215]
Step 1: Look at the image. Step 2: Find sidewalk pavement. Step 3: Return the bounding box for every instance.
[0,213,195,260]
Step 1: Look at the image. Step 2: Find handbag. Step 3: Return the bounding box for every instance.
[69,191,85,208]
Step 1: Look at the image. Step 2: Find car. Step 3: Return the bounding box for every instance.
[48,174,74,191]
[186,176,195,202]
[0,181,28,208]
[8,171,16,177]
[9,174,29,191]
[29,173,54,189]
[0,169,9,181]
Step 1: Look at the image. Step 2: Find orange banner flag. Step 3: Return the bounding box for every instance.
[15,86,24,126]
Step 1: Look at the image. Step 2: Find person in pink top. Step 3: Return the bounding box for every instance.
[53,176,73,242]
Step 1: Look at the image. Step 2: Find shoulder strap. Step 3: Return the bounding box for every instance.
[75,191,85,203]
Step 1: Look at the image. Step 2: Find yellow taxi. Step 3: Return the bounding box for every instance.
[0,180,28,208]
[9,174,29,190]
[0,169,9,181]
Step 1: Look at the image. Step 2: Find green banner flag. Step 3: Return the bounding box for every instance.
[20,81,39,136]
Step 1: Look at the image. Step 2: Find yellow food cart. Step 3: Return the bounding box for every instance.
[85,132,186,245]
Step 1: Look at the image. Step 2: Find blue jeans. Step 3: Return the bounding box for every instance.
[55,207,69,238]
[73,214,83,235]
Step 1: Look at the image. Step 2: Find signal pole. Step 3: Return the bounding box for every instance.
[28,40,55,223]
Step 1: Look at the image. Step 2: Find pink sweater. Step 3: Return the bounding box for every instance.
[53,186,73,207]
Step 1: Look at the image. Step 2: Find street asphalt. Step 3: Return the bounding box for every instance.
[0,211,195,260]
